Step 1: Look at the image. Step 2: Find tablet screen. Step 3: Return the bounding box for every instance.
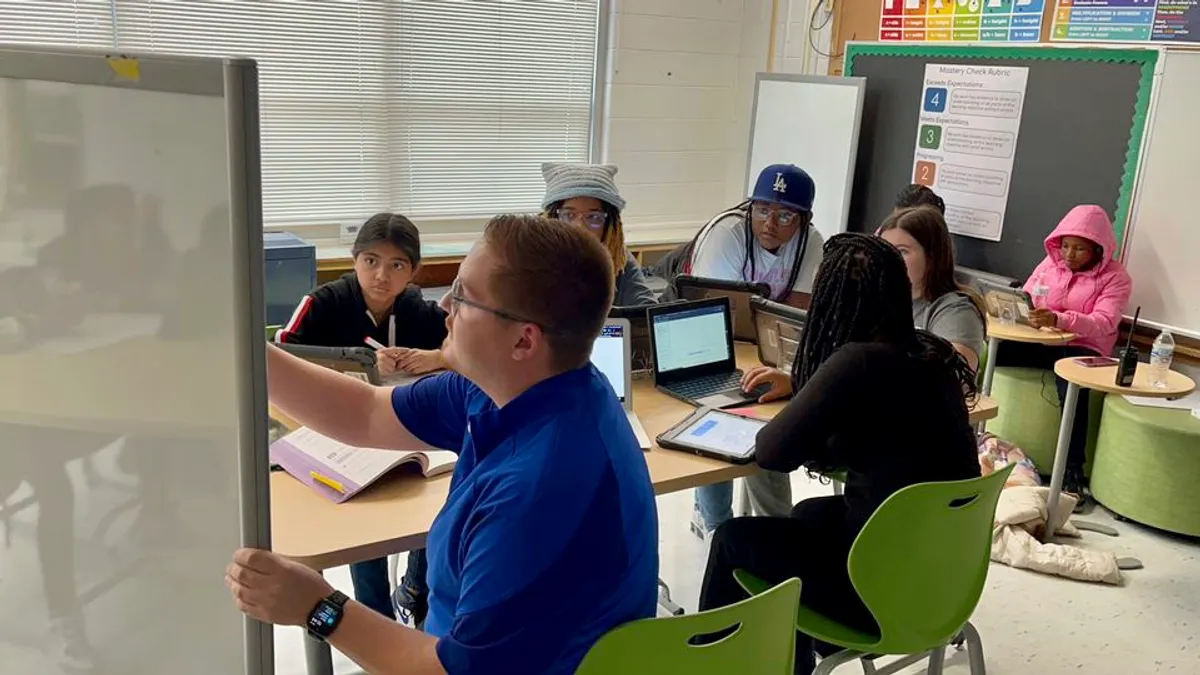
[677,410,766,459]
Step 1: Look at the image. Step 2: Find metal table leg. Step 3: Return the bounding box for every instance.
[1044,382,1078,540]
[304,634,334,675]
[977,336,1000,434]
[1045,384,1125,545]
[981,336,1000,398]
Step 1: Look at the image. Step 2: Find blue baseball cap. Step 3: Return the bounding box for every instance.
[750,164,815,212]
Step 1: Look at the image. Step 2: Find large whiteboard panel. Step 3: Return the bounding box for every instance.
[1124,50,1200,339]
[745,74,865,243]
[0,49,269,674]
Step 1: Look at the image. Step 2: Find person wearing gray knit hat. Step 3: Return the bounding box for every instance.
[541,162,657,307]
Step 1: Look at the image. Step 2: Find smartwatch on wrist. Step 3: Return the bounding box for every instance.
[305,590,349,642]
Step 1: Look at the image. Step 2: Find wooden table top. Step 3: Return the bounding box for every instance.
[986,317,1076,345]
[271,342,999,569]
[1054,357,1197,397]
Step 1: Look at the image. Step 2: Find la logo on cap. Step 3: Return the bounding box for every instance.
[773,172,787,193]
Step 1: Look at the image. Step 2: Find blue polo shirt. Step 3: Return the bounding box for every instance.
[391,365,658,675]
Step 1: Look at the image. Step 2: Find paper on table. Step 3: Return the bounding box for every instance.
[1123,390,1200,411]
[284,427,415,487]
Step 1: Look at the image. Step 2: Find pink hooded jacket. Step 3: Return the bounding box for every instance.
[1023,205,1133,356]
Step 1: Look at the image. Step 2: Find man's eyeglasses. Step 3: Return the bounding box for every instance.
[446,278,555,333]
[751,204,802,228]
[554,209,607,232]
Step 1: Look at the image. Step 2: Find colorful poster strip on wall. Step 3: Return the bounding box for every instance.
[1052,0,1200,43]
[911,64,1029,241]
[881,0,1047,42]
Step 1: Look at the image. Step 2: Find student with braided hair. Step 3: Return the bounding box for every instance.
[698,233,981,675]
[683,165,825,534]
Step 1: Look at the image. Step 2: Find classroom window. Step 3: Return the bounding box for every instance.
[2,0,601,231]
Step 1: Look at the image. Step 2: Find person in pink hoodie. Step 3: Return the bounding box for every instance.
[996,205,1133,498]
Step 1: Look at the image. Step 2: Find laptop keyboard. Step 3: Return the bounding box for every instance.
[669,371,745,400]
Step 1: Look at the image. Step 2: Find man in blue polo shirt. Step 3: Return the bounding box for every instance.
[226,214,658,674]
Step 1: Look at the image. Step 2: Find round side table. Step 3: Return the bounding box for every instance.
[1048,357,1196,551]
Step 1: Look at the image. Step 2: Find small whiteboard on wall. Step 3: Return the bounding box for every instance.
[745,74,866,243]
[1123,49,1200,340]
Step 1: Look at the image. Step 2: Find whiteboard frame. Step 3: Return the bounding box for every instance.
[743,73,866,239]
[0,45,272,674]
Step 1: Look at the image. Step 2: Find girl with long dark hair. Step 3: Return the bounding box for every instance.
[698,233,981,674]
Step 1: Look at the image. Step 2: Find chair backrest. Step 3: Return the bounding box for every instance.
[575,577,800,675]
[848,466,1012,655]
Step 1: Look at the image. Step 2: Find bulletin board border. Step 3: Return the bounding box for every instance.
[844,43,1158,251]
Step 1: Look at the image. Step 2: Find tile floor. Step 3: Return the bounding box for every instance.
[273,471,1200,675]
[2,442,1194,674]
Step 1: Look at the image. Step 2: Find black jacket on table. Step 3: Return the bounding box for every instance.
[757,341,980,533]
[276,273,448,350]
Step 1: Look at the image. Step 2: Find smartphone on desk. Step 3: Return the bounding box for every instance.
[1075,356,1118,368]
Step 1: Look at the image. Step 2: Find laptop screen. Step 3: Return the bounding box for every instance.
[651,302,731,374]
[591,322,626,402]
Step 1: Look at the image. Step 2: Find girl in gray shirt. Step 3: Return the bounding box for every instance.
[878,204,986,371]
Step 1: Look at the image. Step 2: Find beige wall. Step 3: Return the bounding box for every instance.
[603,0,834,235]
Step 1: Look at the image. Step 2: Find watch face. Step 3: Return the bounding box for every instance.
[307,601,340,635]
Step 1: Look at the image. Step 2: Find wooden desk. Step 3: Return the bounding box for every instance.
[980,317,1076,416]
[1043,358,1195,546]
[270,343,999,569]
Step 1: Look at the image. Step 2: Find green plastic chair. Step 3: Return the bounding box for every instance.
[575,577,801,675]
[736,466,1012,675]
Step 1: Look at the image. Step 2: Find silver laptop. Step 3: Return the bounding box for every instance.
[591,319,652,449]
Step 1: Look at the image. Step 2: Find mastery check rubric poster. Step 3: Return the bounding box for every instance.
[880,0,1047,42]
[1052,0,1200,43]
[911,64,1030,242]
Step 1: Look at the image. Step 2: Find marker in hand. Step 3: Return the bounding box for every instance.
[364,337,386,350]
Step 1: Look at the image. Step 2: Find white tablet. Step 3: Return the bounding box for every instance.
[656,407,767,464]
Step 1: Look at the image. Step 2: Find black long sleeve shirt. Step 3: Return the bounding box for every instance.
[757,342,980,532]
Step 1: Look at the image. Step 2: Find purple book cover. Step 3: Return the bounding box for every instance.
[270,438,365,504]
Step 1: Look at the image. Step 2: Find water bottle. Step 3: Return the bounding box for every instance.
[1150,330,1175,389]
[1031,274,1050,308]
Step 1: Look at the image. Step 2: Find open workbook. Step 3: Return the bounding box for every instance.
[270,427,457,504]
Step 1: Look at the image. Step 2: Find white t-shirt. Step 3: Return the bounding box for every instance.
[690,213,824,300]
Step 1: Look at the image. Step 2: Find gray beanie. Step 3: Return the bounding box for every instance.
[540,162,627,212]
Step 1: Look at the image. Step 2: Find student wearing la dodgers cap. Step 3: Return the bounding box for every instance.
[679,164,821,308]
[676,164,824,536]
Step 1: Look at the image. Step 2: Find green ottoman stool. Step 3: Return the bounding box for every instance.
[987,366,1103,475]
[1090,396,1200,537]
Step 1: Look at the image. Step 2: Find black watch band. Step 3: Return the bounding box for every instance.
[305,590,349,642]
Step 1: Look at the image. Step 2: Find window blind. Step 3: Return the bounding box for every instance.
[0,0,115,49]
[114,0,599,228]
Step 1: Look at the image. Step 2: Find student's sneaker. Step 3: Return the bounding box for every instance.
[49,616,96,673]
[392,584,428,630]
